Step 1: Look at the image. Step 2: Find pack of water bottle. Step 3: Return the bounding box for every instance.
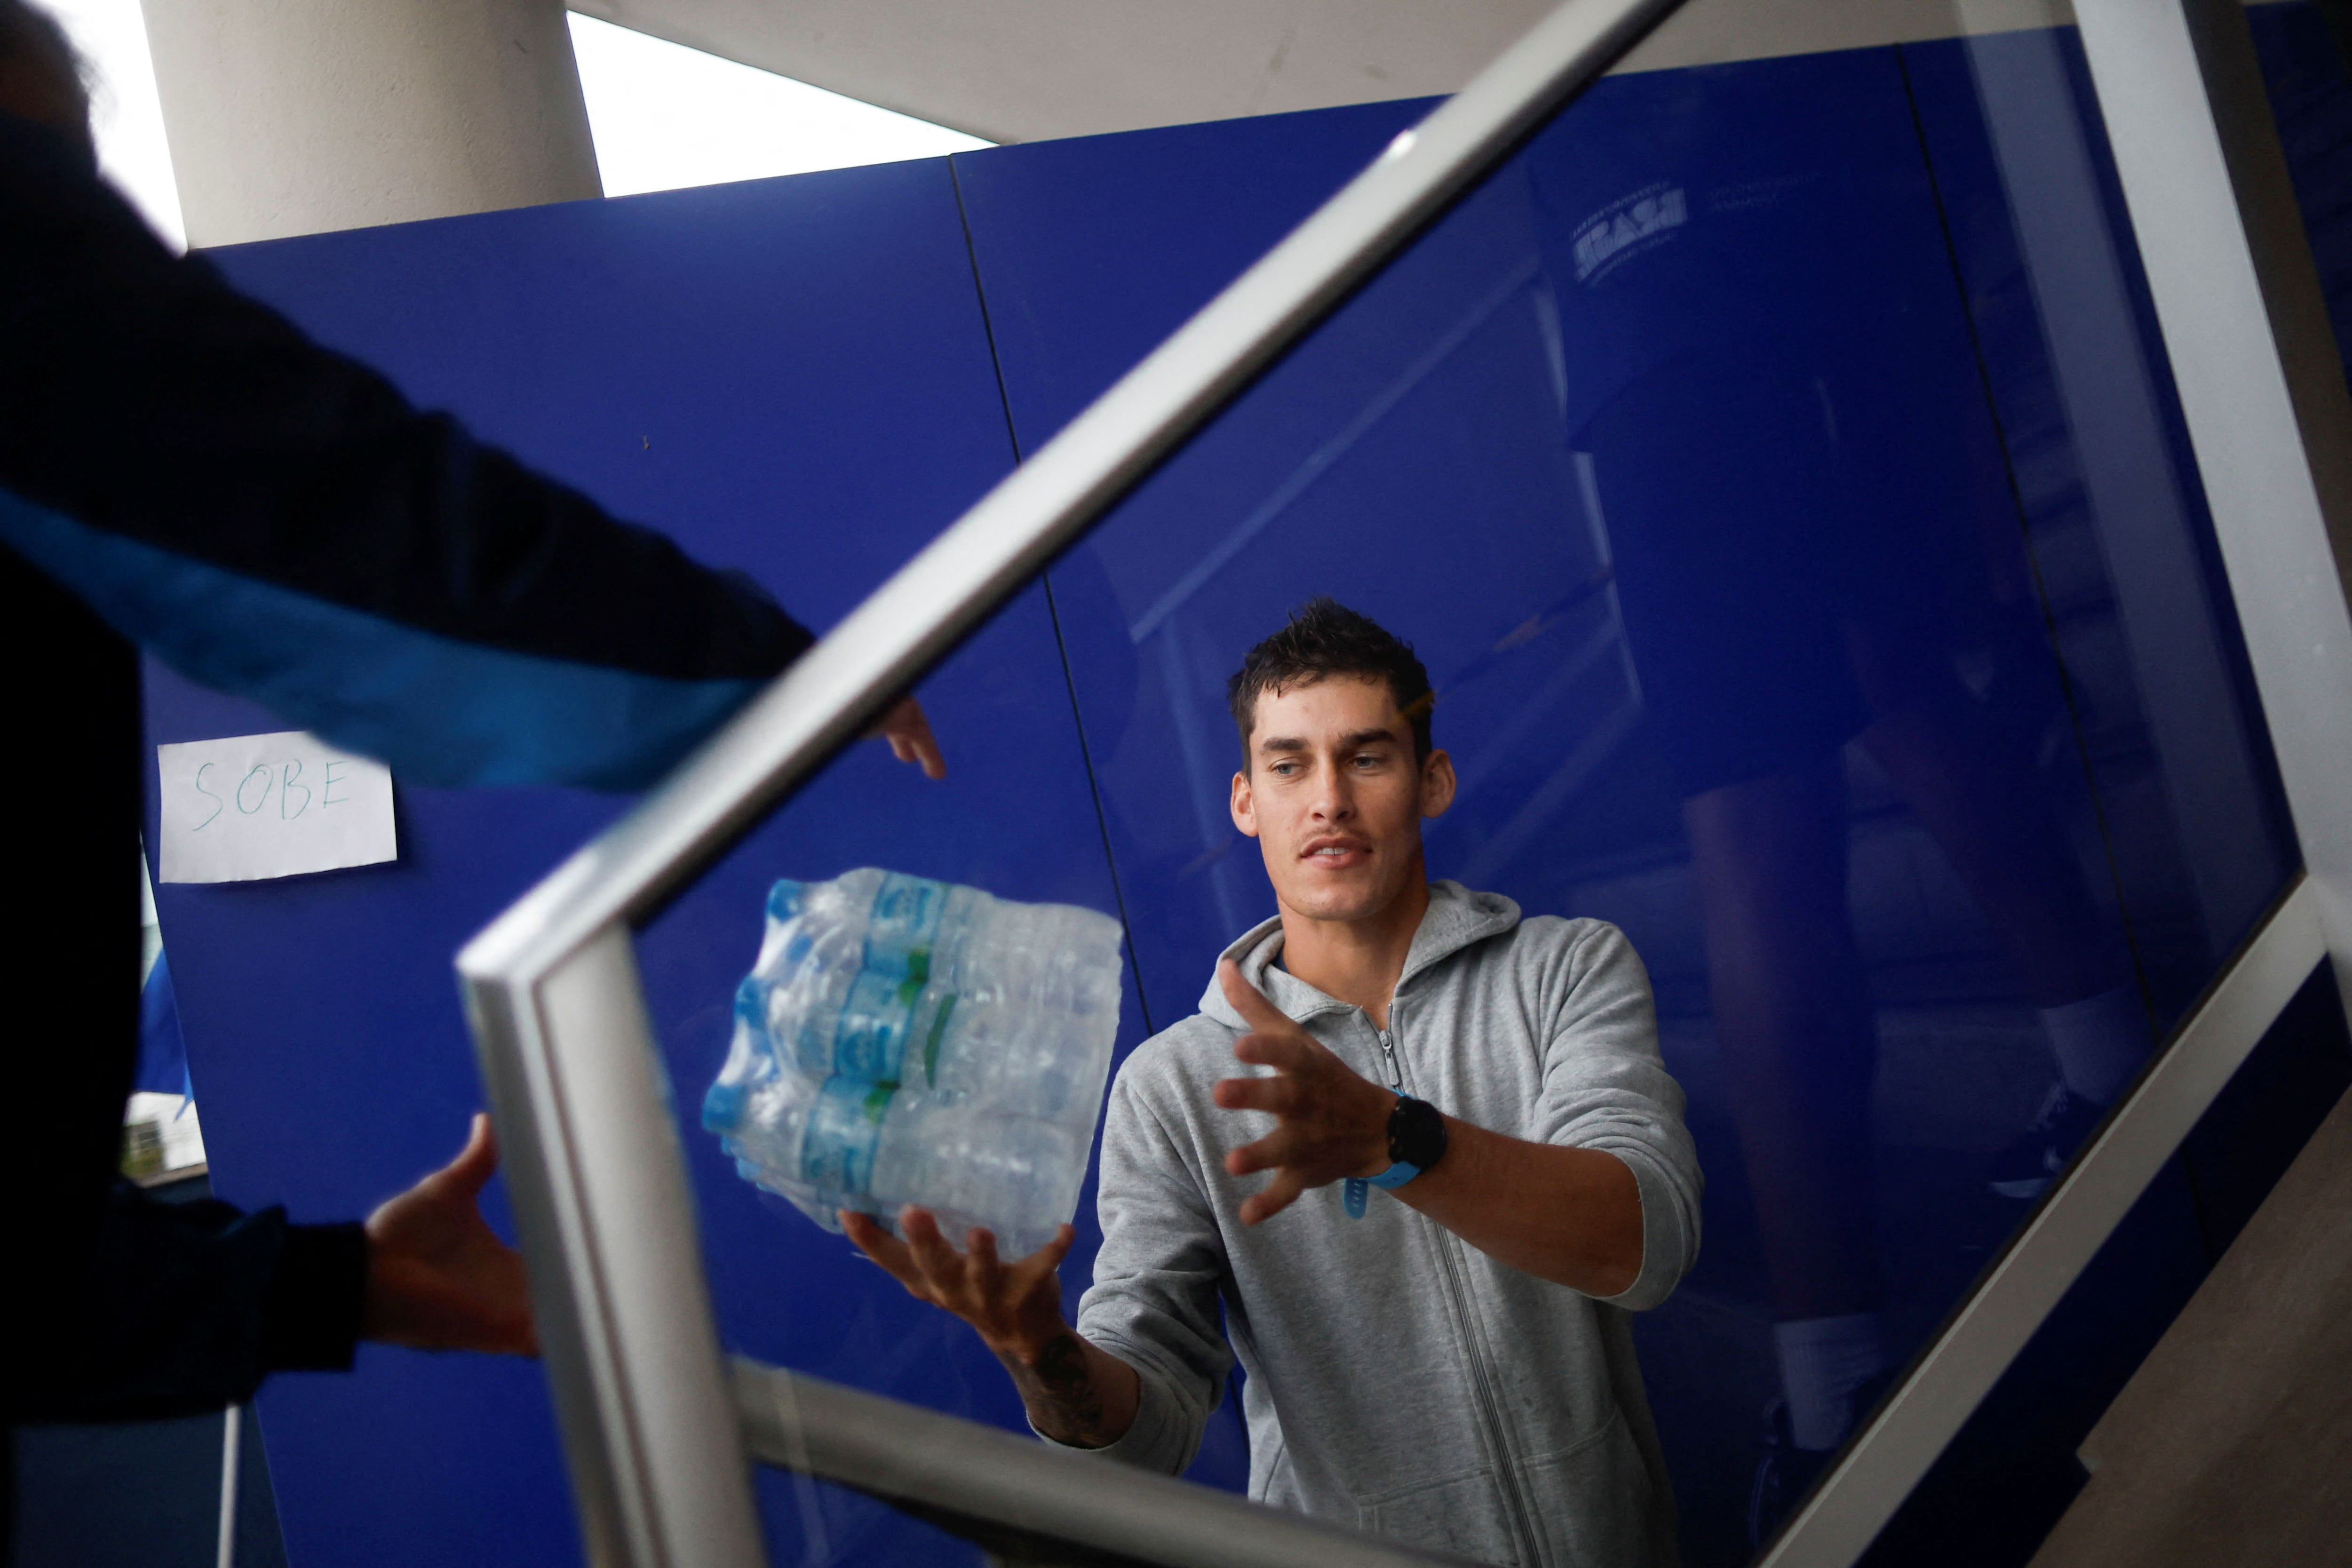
[702,868,1125,1257]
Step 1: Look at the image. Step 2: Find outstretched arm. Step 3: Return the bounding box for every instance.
[1212,961,1645,1297]
[364,1113,538,1356]
[16,1114,535,1424]
[842,1209,1139,1448]
[0,114,949,791]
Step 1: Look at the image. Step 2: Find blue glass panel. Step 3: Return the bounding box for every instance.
[967,33,2297,1568]
[138,16,2314,1568]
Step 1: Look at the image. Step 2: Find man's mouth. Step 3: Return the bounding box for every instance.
[1301,837,1369,864]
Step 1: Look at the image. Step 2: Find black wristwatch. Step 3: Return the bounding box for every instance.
[1383,1095,1449,1181]
[1344,1095,1448,1218]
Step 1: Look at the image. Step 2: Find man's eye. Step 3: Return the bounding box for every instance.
[1270,762,1298,776]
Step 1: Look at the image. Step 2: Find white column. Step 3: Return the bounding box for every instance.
[139,0,601,249]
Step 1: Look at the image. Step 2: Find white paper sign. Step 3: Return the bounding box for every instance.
[157,731,397,884]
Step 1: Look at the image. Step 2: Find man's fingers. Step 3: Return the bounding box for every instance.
[1031,1224,1077,1275]
[1212,1074,1295,1115]
[1003,1223,1076,1300]
[875,697,947,780]
[900,1206,964,1286]
[1216,958,1292,1034]
[966,1228,1004,1300]
[432,1112,500,1199]
[842,1212,932,1297]
[1230,1031,1318,1073]
[1224,1129,1296,1178]
[1239,1169,1308,1226]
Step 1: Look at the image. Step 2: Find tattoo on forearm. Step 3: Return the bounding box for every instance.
[1009,1331,1112,1447]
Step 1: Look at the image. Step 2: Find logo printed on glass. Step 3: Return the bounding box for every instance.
[1572,183,1688,283]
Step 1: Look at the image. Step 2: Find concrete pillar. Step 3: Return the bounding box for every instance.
[139,0,601,249]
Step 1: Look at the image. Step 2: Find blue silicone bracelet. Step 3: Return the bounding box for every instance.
[1343,1161,1423,1218]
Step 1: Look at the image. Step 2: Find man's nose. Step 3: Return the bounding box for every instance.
[1310,764,1353,819]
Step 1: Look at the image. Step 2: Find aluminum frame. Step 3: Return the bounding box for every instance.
[1758,876,2328,1567]
[455,0,2352,1563]
[1754,1,2352,1558]
[731,1360,1483,1568]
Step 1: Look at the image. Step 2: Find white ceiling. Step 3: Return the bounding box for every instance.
[564,0,2079,146]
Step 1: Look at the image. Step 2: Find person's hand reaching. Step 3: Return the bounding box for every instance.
[842,1207,1140,1447]
[842,1207,1072,1360]
[363,1114,538,1356]
[1212,959,1397,1225]
[873,696,947,780]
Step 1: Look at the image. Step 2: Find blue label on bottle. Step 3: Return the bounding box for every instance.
[834,963,922,1081]
[801,1076,893,1194]
[701,1080,747,1134]
[863,874,949,977]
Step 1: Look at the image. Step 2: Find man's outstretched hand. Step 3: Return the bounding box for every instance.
[842,1207,1071,1359]
[843,1207,1140,1449]
[874,696,947,780]
[363,1114,538,1356]
[1212,959,1395,1225]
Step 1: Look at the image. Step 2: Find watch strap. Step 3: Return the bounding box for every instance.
[1344,1097,1446,1218]
[1343,1164,1423,1218]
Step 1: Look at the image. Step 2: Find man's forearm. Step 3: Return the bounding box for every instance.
[1397,1117,1645,1297]
[994,1329,1142,1449]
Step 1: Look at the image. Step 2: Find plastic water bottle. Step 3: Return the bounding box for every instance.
[703,869,1122,1253]
[708,1069,1087,1257]
[735,872,1123,1123]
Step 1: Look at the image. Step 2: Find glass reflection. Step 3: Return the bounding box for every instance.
[636,14,2303,1568]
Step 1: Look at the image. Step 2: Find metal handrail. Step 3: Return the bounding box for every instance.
[731,1360,1480,1568]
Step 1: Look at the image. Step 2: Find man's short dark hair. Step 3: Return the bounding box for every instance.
[1227,598,1435,765]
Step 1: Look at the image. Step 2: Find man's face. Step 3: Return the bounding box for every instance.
[1230,674,1455,926]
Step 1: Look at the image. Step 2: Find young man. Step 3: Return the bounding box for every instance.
[849,599,1701,1567]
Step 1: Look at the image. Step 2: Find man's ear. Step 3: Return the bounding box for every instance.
[1420,749,1458,820]
[1230,769,1260,838]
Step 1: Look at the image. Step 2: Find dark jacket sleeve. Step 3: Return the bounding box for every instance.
[0,113,817,789]
[16,1181,367,1424]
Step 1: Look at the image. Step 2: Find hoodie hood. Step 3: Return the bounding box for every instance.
[1196,878,1522,1029]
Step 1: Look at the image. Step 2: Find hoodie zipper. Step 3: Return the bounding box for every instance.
[1381,1010,1543,1566]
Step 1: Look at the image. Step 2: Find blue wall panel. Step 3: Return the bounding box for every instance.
[954,97,1432,457]
[144,161,1034,1568]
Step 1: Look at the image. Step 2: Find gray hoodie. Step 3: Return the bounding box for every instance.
[1062,882,1700,1568]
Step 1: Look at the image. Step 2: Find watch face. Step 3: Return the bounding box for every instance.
[1390,1096,1448,1171]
